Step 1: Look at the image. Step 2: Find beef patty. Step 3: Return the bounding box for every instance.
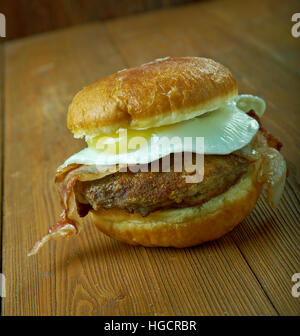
[75,154,250,216]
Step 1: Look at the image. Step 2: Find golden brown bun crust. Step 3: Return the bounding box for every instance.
[90,161,263,248]
[68,57,238,137]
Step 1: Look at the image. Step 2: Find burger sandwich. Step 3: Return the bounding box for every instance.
[28,57,287,255]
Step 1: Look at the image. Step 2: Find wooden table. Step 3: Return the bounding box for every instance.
[1,0,300,316]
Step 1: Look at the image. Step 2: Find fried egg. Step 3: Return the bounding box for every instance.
[59,95,265,169]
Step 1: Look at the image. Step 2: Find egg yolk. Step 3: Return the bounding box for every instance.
[87,125,171,154]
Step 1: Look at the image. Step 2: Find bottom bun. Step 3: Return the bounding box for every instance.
[90,160,264,248]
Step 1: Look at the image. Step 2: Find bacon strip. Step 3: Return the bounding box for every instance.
[28,163,121,256]
[27,211,78,256]
[28,165,82,256]
[247,110,282,151]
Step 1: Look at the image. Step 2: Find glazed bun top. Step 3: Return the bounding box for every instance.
[67,57,238,138]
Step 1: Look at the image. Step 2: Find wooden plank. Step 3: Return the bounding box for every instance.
[2,21,278,315]
[105,0,300,315]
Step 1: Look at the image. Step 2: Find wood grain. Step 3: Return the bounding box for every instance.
[0,0,199,41]
[2,0,300,316]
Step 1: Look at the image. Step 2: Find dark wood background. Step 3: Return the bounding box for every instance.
[0,0,202,40]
